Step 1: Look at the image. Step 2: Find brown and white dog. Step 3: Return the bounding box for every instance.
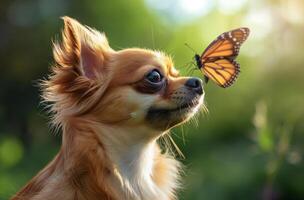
[12,17,204,200]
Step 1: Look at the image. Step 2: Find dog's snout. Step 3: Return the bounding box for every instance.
[185,78,203,95]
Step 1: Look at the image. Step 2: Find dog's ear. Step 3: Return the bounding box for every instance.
[53,16,113,79]
[45,17,115,117]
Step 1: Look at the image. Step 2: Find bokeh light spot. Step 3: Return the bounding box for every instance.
[145,0,214,24]
[0,137,24,168]
[218,0,248,15]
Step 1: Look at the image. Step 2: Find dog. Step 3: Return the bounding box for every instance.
[12,16,204,200]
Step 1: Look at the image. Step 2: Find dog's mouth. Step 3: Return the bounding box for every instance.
[148,100,200,114]
[145,98,202,130]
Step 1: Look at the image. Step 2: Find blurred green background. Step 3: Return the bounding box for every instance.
[0,0,304,199]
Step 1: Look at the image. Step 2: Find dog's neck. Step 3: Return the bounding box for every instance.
[97,125,157,178]
[65,119,179,200]
[95,124,173,200]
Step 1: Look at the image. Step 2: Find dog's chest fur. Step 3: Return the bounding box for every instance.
[97,126,181,200]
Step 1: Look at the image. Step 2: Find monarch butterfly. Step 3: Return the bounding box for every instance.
[194,27,250,88]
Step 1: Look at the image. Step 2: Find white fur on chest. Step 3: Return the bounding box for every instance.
[98,126,178,200]
[115,142,166,200]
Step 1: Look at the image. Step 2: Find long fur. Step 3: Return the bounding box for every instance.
[12,17,203,200]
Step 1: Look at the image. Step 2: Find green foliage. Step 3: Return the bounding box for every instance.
[253,101,274,152]
[0,137,24,168]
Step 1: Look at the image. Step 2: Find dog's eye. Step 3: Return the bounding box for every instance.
[134,69,165,94]
[146,69,162,83]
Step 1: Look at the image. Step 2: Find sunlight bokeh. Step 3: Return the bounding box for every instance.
[217,0,248,15]
[145,0,214,23]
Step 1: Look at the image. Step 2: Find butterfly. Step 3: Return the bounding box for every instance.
[194,27,250,88]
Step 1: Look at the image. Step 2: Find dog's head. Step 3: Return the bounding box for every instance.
[103,49,204,131]
[45,17,204,134]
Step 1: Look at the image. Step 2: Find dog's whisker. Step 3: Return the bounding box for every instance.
[180,123,186,145]
[201,103,209,115]
[168,134,185,159]
[161,133,185,159]
[159,133,174,155]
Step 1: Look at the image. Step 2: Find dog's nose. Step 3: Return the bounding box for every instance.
[185,78,203,95]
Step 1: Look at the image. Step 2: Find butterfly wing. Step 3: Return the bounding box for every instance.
[201,27,250,60]
[201,59,240,88]
[199,27,249,87]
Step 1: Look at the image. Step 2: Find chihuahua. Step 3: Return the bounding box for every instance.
[12,17,204,200]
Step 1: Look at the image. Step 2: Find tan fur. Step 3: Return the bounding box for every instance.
[12,17,204,200]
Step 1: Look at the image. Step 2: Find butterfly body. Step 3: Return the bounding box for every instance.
[195,27,250,88]
[194,54,202,69]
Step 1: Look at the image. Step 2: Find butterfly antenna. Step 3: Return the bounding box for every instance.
[184,43,198,54]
